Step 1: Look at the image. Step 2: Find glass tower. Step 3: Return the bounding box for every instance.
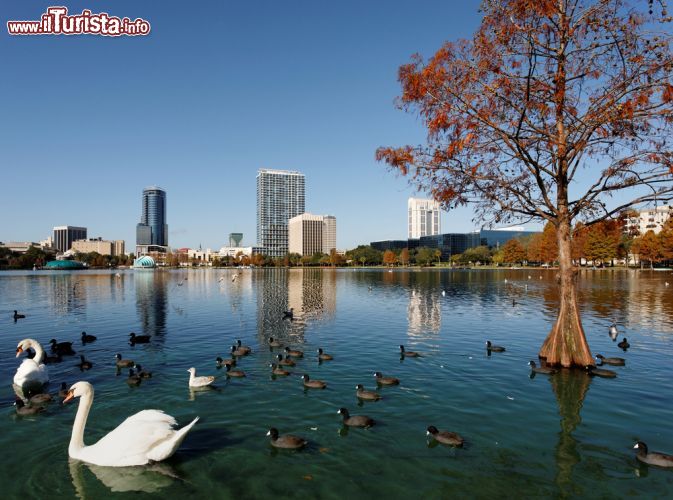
[136,186,168,253]
[256,169,305,257]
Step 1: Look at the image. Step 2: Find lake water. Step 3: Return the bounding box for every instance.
[1,268,672,499]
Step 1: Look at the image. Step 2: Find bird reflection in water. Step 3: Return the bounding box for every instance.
[69,458,181,496]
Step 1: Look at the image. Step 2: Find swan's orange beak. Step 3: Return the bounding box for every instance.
[15,346,23,357]
[63,390,74,404]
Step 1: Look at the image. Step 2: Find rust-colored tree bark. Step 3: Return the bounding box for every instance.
[378,0,673,367]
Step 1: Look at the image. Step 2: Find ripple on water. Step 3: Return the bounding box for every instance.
[0,268,672,498]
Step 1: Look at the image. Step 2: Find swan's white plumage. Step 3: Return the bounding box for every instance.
[13,339,49,389]
[67,381,198,467]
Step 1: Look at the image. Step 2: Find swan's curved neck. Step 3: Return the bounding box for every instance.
[69,390,93,456]
[31,342,45,364]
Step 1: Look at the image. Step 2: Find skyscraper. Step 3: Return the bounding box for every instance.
[136,186,168,256]
[257,169,305,257]
[53,226,87,252]
[408,197,441,239]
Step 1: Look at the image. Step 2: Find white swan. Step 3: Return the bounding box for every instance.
[14,339,49,390]
[64,381,198,467]
[187,367,215,388]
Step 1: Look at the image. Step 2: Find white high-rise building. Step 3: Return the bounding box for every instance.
[257,169,306,257]
[288,213,337,256]
[408,197,441,239]
[625,206,672,235]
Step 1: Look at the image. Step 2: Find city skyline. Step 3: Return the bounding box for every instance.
[1,0,492,250]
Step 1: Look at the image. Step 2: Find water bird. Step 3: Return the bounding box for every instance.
[374,372,399,386]
[30,393,53,407]
[355,384,381,401]
[231,345,248,357]
[43,351,62,364]
[13,310,26,320]
[225,364,246,378]
[187,367,215,388]
[666,282,670,287]
[368,286,372,292]
[301,374,326,389]
[595,354,625,366]
[485,341,506,352]
[337,408,375,428]
[504,279,508,283]
[15,397,44,416]
[14,339,49,389]
[78,355,93,371]
[426,425,464,447]
[115,273,122,278]
[129,333,151,344]
[618,338,630,350]
[135,364,152,378]
[126,369,142,386]
[399,345,420,357]
[235,339,251,355]
[282,308,294,320]
[115,354,134,368]
[50,339,75,355]
[609,323,618,340]
[633,441,673,468]
[215,356,236,367]
[512,298,517,306]
[441,290,446,296]
[317,348,333,361]
[63,381,199,466]
[528,275,532,280]
[81,331,97,343]
[585,365,617,378]
[277,354,295,367]
[528,360,556,375]
[285,347,304,358]
[270,363,290,376]
[268,337,282,348]
[266,428,307,450]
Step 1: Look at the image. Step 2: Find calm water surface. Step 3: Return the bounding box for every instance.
[1,268,672,499]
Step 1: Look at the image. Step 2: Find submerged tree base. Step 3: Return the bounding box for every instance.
[539,298,594,368]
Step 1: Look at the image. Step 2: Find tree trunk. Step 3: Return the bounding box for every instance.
[539,218,594,368]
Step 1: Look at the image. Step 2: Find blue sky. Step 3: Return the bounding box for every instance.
[1,0,508,250]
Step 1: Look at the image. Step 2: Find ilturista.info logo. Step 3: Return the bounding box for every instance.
[7,6,151,36]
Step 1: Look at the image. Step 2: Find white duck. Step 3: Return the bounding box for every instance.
[14,339,49,390]
[187,367,215,388]
[63,381,198,467]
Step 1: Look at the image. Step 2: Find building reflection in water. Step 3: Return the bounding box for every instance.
[135,271,168,338]
[255,268,336,345]
[407,287,441,336]
[49,274,87,317]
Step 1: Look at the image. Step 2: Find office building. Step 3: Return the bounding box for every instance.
[53,226,87,252]
[288,213,337,256]
[289,213,324,256]
[229,233,243,247]
[136,186,168,256]
[71,238,126,256]
[371,228,539,259]
[408,197,441,239]
[322,215,337,254]
[257,169,305,257]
